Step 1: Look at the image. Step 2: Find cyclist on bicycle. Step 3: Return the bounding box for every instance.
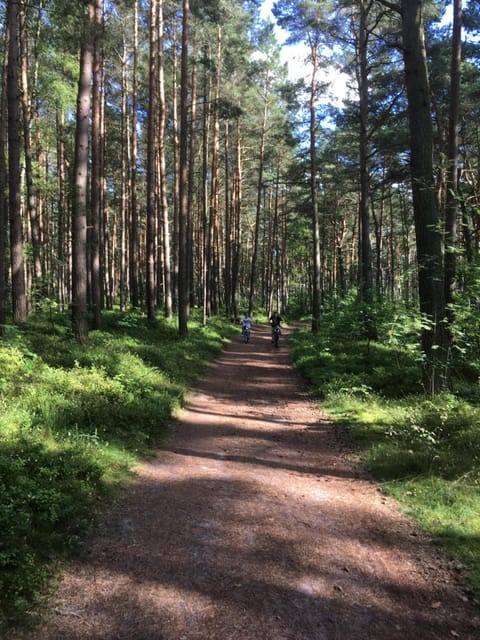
[269,311,282,346]
[240,312,252,342]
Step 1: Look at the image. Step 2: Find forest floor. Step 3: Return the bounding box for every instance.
[14,323,480,640]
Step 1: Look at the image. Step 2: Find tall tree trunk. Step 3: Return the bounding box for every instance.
[309,33,321,332]
[7,0,27,324]
[201,44,211,323]
[207,27,221,316]
[178,0,190,336]
[0,25,8,331]
[357,0,373,307]
[187,37,197,312]
[444,0,462,333]
[71,1,94,344]
[120,36,129,312]
[56,109,67,311]
[224,120,232,316]
[90,0,103,328]
[248,68,269,314]
[146,0,157,321]
[230,119,242,319]
[19,0,42,291]
[172,24,180,308]
[129,0,139,309]
[401,0,448,393]
[158,0,172,319]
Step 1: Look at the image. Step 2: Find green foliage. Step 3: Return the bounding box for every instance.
[290,299,480,596]
[0,311,236,629]
[0,434,103,622]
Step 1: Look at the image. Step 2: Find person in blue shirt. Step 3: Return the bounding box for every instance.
[240,312,252,342]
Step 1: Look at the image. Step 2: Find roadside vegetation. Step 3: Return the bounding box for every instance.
[290,296,480,602]
[0,310,237,630]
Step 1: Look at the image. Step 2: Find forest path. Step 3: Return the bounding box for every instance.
[17,323,479,639]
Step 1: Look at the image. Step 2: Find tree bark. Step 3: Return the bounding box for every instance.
[19,0,42,289]
[71,1,94,344]
[7,0,27,324]
[207,27,221,317]
[357,0,373,305]
[56,109,68,312]
[90,0,103,328]
[146,0,157,321]
[401,0,448,393]
[444,0,462,332]
[248,67,269,315]
[309,32,321,332]
[158,0,173,319]
[178,0,190,336]
[0,22,8,331]
[129,0,139,309]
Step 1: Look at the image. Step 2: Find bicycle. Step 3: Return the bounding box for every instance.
[271,324,281,348]
[242,326,251,343]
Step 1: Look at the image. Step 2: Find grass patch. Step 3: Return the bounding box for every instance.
[289,318,480,598]
[385,476,480,580]
[0,311,237,630]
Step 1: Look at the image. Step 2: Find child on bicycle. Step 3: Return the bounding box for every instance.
[269,311,282,345]
[240,312,252,342]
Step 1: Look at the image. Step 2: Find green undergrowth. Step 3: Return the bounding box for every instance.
[0,310,237,630]
[289,313,480,601]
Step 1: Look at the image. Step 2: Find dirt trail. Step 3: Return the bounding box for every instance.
[17,323,479,639]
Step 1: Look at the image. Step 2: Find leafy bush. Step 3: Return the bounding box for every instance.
[0,434,103,625]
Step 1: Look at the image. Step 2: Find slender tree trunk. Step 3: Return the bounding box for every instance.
[71,1,94,344]
[309,33,321,332]
[230,119,242,319]
[281,188,288,312]
[178,0,190,336]
[146,0,157,321]
[7,0,27,324]
[207,27,221,316]
[0,25,8,331]
[248,69,269,314]
[401,0,448,393]
[444,0,462,333]
[158,0,172,319]
[357,0,373,305]
[56,110,67,311]
[30,1,44,281]
[388,191,396,301]
[187,38,197,312]
[172,24,180,308]
[201,45,211,323]
[120,38,129,312]
[224,120,232,316]
[19,0,42,291]
[90,0,102,328]
[129,0,139,309]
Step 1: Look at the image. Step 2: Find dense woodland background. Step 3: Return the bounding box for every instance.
[1,0,480,390]
[0,0,476,360]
